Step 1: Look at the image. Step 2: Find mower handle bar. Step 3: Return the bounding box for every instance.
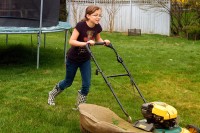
[85,41,147,118]
[86,42,113,49]
[93,42,105,45]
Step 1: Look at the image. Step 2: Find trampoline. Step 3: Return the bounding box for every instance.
[0,0,72,68]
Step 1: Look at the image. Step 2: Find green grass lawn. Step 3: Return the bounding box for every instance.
[0,32,199,132]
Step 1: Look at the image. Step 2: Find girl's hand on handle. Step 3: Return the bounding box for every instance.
[104,40,110,46]
[87,40,95,46]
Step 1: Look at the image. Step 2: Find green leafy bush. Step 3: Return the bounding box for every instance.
[183,25,200,40]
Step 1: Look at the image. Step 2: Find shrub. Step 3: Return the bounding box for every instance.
[183,25,200,40]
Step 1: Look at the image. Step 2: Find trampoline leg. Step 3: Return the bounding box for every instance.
[6,34,8,45]
[31,34,33,46]
[64,30,68,63]
[44,33,46,48]
[37,33,41,69]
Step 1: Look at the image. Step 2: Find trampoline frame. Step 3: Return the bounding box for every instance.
[0,0,71,69]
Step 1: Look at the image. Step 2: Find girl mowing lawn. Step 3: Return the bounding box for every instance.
[48,5,110,109]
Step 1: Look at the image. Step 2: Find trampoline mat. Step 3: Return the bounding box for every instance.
[0,21,71,33]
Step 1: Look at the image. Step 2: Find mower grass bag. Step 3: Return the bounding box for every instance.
[78,103,150,133]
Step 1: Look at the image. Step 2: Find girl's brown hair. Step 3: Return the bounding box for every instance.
[82,5,101,21]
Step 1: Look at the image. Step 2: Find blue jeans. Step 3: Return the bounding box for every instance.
[58,59,91,96]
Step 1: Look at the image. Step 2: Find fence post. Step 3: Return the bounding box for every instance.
[130,0,132,29]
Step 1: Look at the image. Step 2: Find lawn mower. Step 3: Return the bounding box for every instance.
[79,42,200,133]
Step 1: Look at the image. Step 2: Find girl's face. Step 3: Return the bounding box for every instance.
[87,9,102,25]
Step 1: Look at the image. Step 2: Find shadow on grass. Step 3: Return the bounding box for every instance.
[0,44,63,68]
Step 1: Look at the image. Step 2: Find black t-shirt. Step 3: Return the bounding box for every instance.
[67,21,102,63]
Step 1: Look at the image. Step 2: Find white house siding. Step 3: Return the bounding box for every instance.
[67,0,170,36]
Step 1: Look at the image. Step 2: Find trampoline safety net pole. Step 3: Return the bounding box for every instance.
[64,30,68,63]
[37,0,44,69]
